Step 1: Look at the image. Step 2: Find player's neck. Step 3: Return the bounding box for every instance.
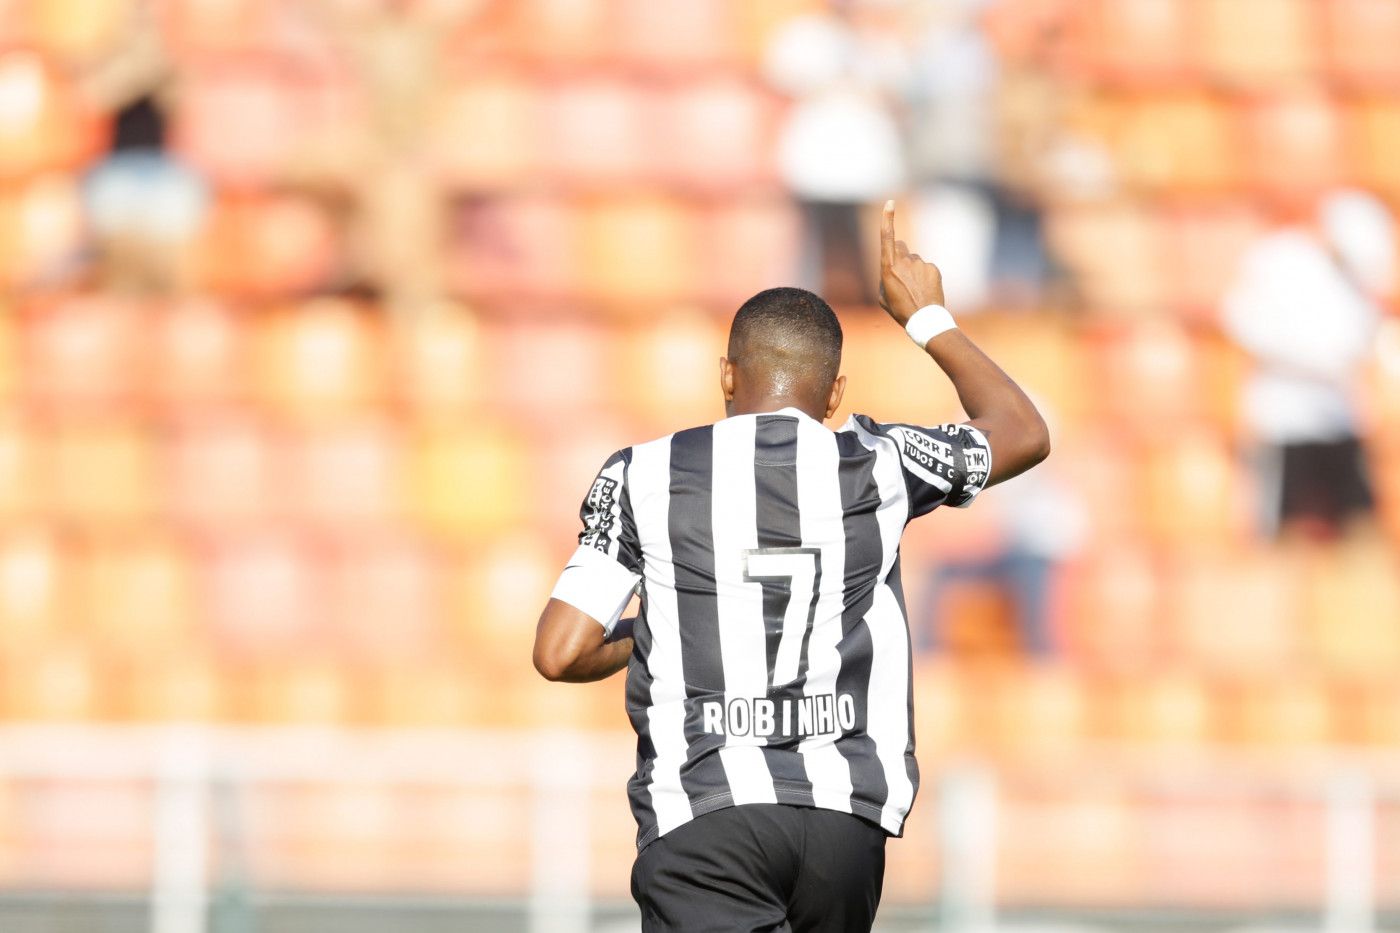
[725,394,825,422]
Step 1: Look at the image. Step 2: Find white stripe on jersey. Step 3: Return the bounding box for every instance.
[794,418,855,812]
[629,436,694,836]
[712,416,779,805]
[852,420,918,834]
[887,426,954,492]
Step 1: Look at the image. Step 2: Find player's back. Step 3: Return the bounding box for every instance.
[609,406,991,848]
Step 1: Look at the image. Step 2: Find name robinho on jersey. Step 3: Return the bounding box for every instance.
[701,692,857,740]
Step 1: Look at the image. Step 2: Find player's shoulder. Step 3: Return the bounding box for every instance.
[619,422,711,460]
[833,413,899,443]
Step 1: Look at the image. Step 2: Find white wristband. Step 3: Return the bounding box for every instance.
[904,304,957,348]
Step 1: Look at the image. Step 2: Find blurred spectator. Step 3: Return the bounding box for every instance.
[765,5,906,305]
[903,0,1052,310]
[1222,190,1394,540]
[79,2,207,293]
[918,408,1087,657]
[291,0,472,315]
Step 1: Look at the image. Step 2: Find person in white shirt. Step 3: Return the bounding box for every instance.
[1222,190,1393,538]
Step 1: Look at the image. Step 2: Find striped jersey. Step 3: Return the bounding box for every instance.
[549,407,992,850]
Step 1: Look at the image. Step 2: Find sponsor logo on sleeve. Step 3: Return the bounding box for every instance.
[965,448,989,473]
[580,476,618,551]
[896,428,956,470]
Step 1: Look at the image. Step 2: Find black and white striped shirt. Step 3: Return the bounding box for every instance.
[550,407,992,850]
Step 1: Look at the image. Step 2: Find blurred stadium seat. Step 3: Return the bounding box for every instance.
[46,419,156,525]
[578,195,700,310]
[6,642,102,720]
[200,529,326,659]
[702,197,801,306]
[0,525,69,654]
[287,419,405,529]
[542,80,651,187]
[0,174,85,288]
[253,298,384,419]
[389,301,484,417]
[193,193,340,298]
[1196,0,1319,87]
[0,51,106,179]
[449,195,581,301]
[1324,0,1400,88]
[406,425,527,539]
[162,416,283,527]
[149,298,249,409]
[654,79,775,191]
[1243,92,1347,203]
[1165,548,1302,679]
[1303,540,1400,680]
[1350,96,1400,197]
[20,294,144,411]
[1115,94,1239,194]
[1068,0,1194,86]
[76,531,195,657]
[431,75,540,190]
[26,0,135,63]
[326,533,444,662]
[614,0,737,70]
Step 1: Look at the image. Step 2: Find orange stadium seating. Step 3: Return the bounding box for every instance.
[613,0,739,71]
[1350,96,1400,197]
[149,298,251,409]
[45,419,155,525]
[0,4,1398,911]
[200,529,327,659]
[162,416,284,527]
[431,75,541,189]
[1067,0,1195,87]
[0,51,106,180]
[286,420,406,529]
[21,0,135,63]
[75,530,196,657]
[1196,0,1319,87]
[1325,0,1400,88]
[1243,92,1348,203]
[1114,93,1240,194]
[0,175,85,289]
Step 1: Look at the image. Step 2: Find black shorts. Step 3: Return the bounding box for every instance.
[631,803,887,933]
[1278,437,1374,529]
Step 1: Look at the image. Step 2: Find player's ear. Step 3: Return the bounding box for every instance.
[720,357,736,403]
[825,374,846,420]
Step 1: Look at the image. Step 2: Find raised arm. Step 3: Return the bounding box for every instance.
[878,201,1050,486]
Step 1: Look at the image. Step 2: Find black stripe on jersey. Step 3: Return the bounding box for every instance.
[615,448,642,574]
[886,553,920,793]
[752,415,813,793]
[833,431,890,811]
[667,426,729,805]
[620,448,661,840]
[625,581,658,839]
[754,415,803,684]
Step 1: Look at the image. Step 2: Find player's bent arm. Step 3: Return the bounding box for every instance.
[877,200,1049,486]
[924,329,1050,487]
[533,599,633,683]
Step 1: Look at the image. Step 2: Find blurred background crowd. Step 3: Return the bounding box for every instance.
[0,0,1398,929]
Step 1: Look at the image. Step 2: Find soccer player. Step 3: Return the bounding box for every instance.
[533,202,1049,932]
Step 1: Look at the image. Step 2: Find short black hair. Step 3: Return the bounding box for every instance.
[727,287,843,389]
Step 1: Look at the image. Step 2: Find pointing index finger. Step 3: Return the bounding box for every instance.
[881,200,896,268]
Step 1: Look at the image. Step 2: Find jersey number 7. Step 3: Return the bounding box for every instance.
[742,547,822,688]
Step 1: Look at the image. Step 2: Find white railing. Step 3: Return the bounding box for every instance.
[0,726,1393,933]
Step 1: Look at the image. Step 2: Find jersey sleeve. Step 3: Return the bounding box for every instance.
[548,449,644,635]
[880,420,994,519]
